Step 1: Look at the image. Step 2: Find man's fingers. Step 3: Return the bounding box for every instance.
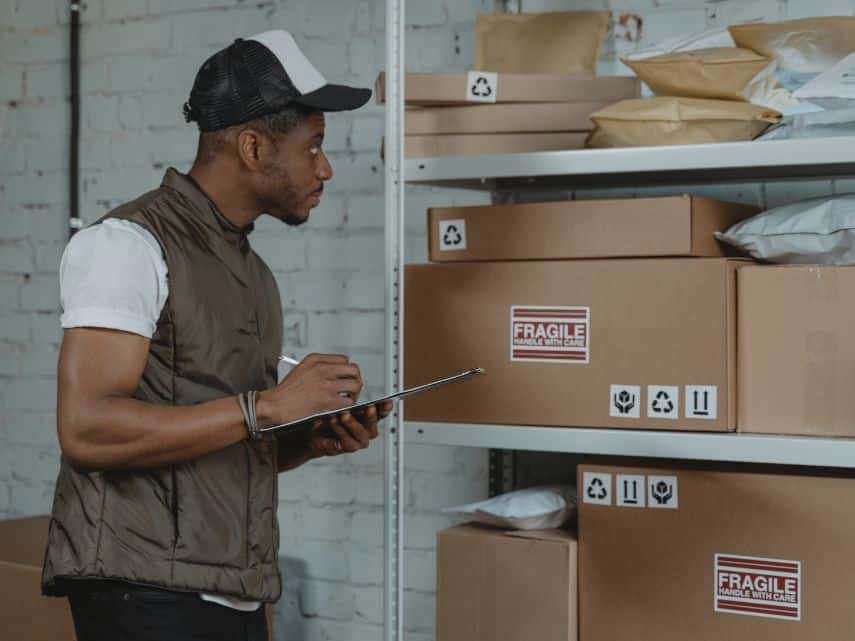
[328,415,362,452]
[304,353,350,365]
[376,400,394,419]
[339,412,371,448]
[322,437,343,455]
[326,363,361,380]
[364,405,380,439]
[333,378,363,396]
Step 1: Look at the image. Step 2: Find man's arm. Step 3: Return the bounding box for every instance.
[58,327,362,471]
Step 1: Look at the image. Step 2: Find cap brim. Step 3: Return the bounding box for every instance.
[294,84,372,112]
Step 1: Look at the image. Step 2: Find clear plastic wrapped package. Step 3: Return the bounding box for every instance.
[758,107,855,140]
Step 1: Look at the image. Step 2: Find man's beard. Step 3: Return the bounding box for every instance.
[262,160,305,226]
[280,208,308,226]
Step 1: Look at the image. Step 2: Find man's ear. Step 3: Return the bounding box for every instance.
[236,128,270,172]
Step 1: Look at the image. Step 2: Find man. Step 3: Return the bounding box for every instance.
[41,30,391,641]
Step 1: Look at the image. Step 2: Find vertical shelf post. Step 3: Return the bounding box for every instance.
[384,0,405,638]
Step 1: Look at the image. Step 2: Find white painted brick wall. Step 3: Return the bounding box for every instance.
[4,0,849,638]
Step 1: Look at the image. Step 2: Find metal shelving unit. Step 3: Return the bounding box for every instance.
[381,4,855,641]
[406,422,855,469]
[405,136,855,189]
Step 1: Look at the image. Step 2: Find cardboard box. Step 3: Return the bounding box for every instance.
[739,265,855,437]
[428,195,757,262]
[403,132,587,158]
[0,516,274,641]
[0,516,76,641]
[375,72,641,105]
[578,460,855,641]
[405,102,610,135]
[437,524,577,641]
[404,258,739,431]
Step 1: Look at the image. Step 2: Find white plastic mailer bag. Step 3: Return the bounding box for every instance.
[757,107,855,140]
[794,52,855,105]
[716,194,855,265]
[443,485,577,530]
[624,26,735,61]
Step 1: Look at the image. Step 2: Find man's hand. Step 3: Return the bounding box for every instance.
[256,353,363,427]
[307,401,394,458]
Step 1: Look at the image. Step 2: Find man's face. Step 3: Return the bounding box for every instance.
[259,112,332,226]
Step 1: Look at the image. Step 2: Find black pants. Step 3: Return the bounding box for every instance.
[66,580,268,641]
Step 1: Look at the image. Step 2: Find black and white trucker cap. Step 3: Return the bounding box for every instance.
[184,29,371,132]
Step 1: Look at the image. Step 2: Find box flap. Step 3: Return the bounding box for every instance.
[439,522,506,538]
[504,528,577,544]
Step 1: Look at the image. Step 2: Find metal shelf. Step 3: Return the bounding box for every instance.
[404,136,855,189]
[406,421,855,469]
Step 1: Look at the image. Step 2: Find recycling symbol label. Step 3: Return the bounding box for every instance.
[647,385,679,420]
[466,71,498,103]
[583,472,612,506]
[444,225,462,246]
[438,219,467,251]
[472,77,492,98]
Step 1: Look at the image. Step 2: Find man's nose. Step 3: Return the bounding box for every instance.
[317,151,333,181]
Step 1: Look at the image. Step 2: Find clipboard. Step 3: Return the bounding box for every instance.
[259,367,484,436]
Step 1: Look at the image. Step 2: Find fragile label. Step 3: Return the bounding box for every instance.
[510,306,590,363]
[466,71,498,103]
[715,554,801,621]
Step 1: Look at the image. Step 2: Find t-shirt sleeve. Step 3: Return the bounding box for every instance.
[59,219,169,339]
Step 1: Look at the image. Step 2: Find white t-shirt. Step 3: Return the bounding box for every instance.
[60,218,262,612]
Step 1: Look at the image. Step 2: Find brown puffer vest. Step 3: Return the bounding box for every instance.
[42,168,284,602]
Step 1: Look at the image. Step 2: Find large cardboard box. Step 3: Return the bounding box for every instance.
[404,132,587,158]
[404,258,739,431]
[405,102,610,135]
[375,72,640,105]
[428,196,757,261]
[437,524,577,641]
[578,460,855,641]
[739,264,855,437]
[0,516,274,641]
[0,516,76,641]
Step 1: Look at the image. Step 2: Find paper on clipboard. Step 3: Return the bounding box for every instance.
[259,367,484,436]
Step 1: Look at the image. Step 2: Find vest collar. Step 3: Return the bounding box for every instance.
[161,168,255,245]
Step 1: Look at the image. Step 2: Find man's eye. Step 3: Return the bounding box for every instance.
[309,146,320,155]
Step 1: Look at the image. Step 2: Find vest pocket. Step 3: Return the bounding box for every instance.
[172,446,249,569]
